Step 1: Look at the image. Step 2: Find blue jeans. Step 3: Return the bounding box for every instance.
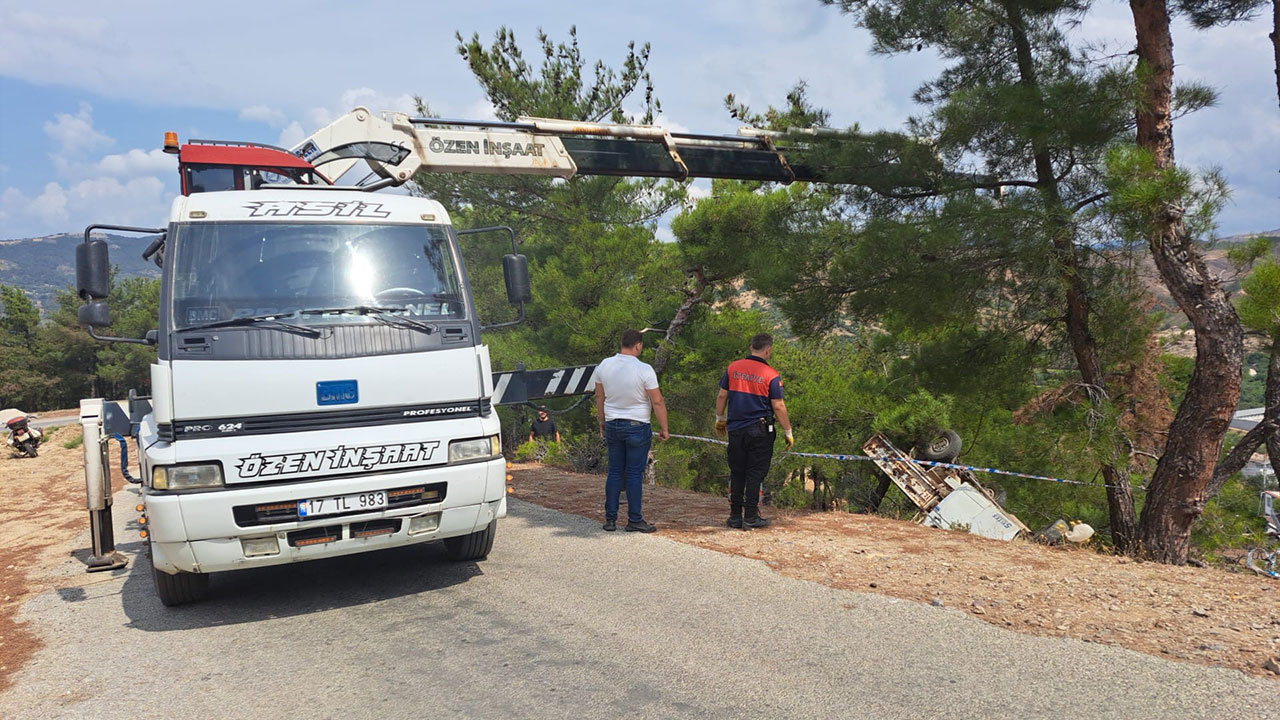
[604,419,651,523]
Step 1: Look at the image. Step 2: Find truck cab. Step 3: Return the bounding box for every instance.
[77,187,520,605]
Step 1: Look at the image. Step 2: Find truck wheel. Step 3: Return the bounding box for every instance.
[443,520,497,561]
[919,430,962,463]
[151,554,209,606]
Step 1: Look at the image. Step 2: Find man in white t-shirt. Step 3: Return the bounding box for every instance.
[593,329,669,533]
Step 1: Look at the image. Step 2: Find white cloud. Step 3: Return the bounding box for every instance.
[655,114,691,134]
[96,148,173,177]
[1,176,172,236]
[28,182,69,223]
[0,3,1274,234]
[239,105,288,128]
[276,121,306,149]
[464,100,499,121]
[686,180,712,201]
[1,105,176,237]
[335,89,414,117]
[43,102,113,174]
[269,88,428,157]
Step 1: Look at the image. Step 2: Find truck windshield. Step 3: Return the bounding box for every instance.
[170,222,464,330]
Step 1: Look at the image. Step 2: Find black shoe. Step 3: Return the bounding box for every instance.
[625,520,657,533]
[603,519,617,532]
[726,517,743,529]
[742,515,771,530]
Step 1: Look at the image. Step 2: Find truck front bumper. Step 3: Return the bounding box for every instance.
[146,458,508,574]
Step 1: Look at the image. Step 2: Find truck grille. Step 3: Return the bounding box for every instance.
[161,398,490,442]
[232,482,446,527]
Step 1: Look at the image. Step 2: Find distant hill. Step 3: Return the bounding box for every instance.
[0,233,160,312]
[1141,228,1280,332]
[2,226,1275,317]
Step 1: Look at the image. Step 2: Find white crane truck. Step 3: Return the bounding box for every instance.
[74,107,867,605]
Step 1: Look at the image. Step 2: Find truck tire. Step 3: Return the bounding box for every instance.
[919,430,962,463]
[443,520,496,561]
[151,555,209,606]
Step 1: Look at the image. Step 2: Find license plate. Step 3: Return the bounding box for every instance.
[297,490,386,518]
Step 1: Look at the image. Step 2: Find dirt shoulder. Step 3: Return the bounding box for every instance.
[510,462,1280,679]
[0,426,125,694]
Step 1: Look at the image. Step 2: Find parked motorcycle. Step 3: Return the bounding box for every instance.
[4,413,42,458]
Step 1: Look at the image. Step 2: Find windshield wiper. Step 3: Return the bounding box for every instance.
[182,313,324,338]
[298,305,438,334]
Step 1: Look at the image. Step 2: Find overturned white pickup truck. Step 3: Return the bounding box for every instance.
[863,434,1029,541]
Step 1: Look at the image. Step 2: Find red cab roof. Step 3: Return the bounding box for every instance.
[178,143,314,169]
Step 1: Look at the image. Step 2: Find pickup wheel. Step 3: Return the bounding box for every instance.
[443,520,497,561]
[919,430,962,463]
[151,552,210,606]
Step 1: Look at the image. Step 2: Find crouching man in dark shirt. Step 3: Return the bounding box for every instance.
[529,406,561,443]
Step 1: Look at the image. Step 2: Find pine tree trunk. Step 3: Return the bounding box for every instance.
[652,268,707,376]
[1129,0,1245,564]
[1272,1,1279,110]
[1006,1,1138,550]
[1208,340,1280,497]
[1265,341,1280,480]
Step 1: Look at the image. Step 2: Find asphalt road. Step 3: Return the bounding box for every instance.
[3,490,1278,719]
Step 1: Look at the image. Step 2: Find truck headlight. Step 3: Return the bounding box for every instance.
[152,463,224,490]
[449,435,501,463]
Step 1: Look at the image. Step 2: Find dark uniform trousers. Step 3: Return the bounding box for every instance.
[727,419,774,519]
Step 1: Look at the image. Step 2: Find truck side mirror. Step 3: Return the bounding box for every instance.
[78,301,112,328]
[502,253,531,305]
[76,239,111,300]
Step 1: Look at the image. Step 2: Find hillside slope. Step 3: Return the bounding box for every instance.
[0,233,160,311]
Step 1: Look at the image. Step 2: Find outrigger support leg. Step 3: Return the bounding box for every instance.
[81,399,127,572]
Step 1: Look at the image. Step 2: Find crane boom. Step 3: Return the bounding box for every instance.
[288,106,828,188]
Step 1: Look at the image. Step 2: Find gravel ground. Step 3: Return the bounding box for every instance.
[1,484,1277,719]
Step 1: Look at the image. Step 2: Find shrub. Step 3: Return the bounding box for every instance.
[512,439,546,463]
[543,435,607,474]
[651,443,699,491]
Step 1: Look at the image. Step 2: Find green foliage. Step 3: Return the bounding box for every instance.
[512,439,544,463]
[1175,0,1268,29]
[62,434,83,450]
[667,3,1215,545]
[454,26,659,124]
[1,285,40,339]
[542,434,606,474]
[650,442,700,491]
[418,27,773,453]
[1103,145,1230,245]
[0,272,158,411]
[1192,475,1266,556]
[1226,235,1272,272]
[1237,260,1280,336]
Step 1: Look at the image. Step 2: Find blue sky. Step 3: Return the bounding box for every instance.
[0,1,1275,238]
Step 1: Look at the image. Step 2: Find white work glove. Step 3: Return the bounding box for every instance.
[784,429,794,450]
